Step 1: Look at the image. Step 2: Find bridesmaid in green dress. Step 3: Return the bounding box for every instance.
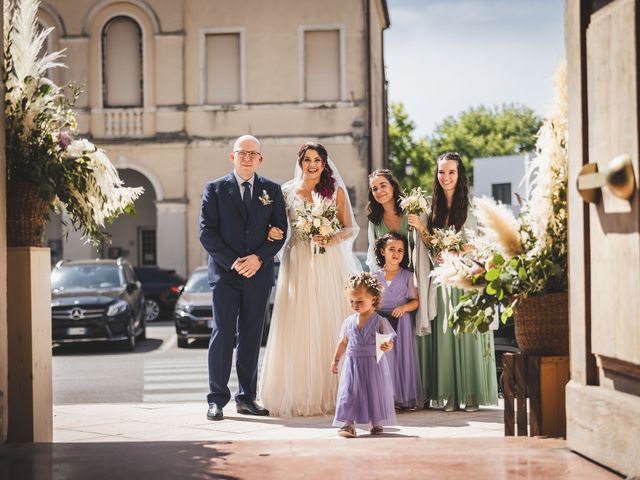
[426,152,498,411]
[366,170,437,405]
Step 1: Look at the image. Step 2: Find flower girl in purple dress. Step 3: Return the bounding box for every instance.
[331,273,397,438]
[374,233,423,410]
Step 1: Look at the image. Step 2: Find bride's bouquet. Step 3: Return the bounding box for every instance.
[294,192,341,254]
[430,226,465,257]
[399,187,429,231]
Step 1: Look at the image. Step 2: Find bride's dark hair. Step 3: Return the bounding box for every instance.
[297,142,336,199]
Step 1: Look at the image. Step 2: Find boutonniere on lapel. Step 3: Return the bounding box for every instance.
[258,190,273,206]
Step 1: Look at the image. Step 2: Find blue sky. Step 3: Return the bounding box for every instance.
[385,0,565,137]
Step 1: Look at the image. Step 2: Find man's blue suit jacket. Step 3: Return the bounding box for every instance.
[199,172,287,287]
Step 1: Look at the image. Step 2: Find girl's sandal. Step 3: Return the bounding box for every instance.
[338,424,357,438]
[369,425,383,435]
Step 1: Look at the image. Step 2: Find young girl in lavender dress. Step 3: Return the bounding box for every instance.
[331,273,396,438]
[374,233,423,410]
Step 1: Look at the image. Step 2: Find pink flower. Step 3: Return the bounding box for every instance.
[57,131,72,148]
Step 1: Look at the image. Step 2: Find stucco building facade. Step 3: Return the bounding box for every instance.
[40,0,390,277]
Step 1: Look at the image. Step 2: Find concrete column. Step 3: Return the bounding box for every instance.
[156,200,188,278]
[7,247,53,442]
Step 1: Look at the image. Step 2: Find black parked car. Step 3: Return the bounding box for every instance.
[51,258,146,351]
[134,267,185,322]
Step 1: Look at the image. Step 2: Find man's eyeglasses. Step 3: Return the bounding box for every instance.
[234,150,262,159]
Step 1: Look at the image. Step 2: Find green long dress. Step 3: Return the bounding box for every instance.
[426,202,498,408]
[367,216,433,403]
[429,287,498,407]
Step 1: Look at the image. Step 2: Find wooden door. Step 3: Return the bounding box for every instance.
[566,0,640,476]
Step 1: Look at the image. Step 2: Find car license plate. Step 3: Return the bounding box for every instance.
[67,327,87,335]
[207,320,214,329]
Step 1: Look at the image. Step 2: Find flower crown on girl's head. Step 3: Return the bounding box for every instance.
[346,272,384,303]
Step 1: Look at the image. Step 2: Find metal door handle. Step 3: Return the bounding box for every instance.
[577,154,636,203]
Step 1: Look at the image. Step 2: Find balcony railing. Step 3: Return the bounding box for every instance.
[104,108,144,137]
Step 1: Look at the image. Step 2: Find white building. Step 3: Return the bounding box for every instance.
[472,154,533,215]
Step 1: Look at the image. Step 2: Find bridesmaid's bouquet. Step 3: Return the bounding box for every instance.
[399,187,429,231]
[429,226,465,257]
[294,192,341,254]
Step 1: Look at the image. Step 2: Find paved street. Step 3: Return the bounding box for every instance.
[53,321,222,405]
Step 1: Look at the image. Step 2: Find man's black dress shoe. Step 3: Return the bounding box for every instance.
[207,404,223,421]
[236,400,269,416]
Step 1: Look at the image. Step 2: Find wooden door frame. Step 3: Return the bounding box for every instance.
[566,0,598,387]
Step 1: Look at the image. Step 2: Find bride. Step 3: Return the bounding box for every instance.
[259,142,361,417]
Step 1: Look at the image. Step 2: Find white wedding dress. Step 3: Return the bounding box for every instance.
[259,180,361,417]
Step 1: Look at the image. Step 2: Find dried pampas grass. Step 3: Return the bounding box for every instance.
[5,0,65,83]
[522,60,568,250]
[430,252,477,291]
[474,197,523,259]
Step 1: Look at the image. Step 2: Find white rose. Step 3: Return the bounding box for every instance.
[313,218,321,228]
[319,225,331,236]
[66,139,94,158]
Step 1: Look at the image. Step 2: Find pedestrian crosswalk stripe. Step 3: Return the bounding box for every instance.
[141,349,262,403]
[144,355,207,365]
[145,382,208,391]
[144,367,209,374]
[142,360,235,403]
[143,392,206,402]
[144,362,207,370]
[144,374,210,382]
[144,361,207,370]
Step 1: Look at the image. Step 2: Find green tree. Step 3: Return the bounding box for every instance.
[387,103,543,190]
[427,104,543,182]
[388,103,433,190]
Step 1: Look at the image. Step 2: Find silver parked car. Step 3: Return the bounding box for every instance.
[175,260,280,348]
[174,267,212,348]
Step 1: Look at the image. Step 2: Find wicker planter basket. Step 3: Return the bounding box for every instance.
[7,181,49,247]
[513,291,569,356]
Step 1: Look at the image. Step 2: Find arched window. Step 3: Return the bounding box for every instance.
[102,16,143,107]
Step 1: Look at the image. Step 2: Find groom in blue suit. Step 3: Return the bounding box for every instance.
[199,134,287,420]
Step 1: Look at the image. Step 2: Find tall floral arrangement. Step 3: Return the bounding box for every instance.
[4,0,143,246]
[431,62,568,334]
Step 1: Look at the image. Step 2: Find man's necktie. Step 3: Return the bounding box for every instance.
[242,181,251,212]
